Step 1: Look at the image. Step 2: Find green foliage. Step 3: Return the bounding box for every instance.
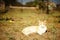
[34,0,38,5]
[26,1,36,7]
[25,0,47,7]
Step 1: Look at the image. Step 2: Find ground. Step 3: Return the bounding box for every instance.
[0,8,60,40]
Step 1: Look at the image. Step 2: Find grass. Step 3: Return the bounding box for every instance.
[0,8,60,40]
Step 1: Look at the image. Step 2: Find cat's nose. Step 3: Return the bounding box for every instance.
[45,30,47,33]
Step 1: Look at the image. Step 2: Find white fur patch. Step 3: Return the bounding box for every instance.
[22,20,47,36]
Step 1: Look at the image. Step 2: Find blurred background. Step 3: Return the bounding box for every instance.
[0,0,60,40]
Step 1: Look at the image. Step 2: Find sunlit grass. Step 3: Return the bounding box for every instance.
[0,8,60,40]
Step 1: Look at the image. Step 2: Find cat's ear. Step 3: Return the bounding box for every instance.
[38,20,40,23]
[38,20,41,25]
[38,20,42,23]
[44,20,46,22]
[44,20,46,24]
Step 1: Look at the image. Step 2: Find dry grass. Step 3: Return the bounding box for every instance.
[0,8,60,40]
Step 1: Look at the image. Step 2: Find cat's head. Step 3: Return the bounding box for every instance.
[38,20,46,26]
[38,20,47,35]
